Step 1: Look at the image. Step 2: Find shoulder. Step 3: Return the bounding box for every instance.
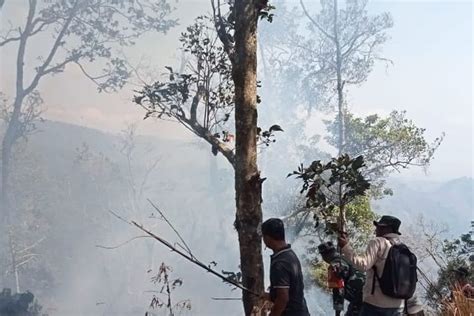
[367,237,391,253]
[276,249,300,264]
[367,237,386,248]
[271,259,290,272]
[271,250,300,274]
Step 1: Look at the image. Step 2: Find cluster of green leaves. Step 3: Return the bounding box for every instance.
[257,124,284,146]
[26,0,177,92]
[326,111,444,197]
[134,15,234,136]
[289,155,371,239]
[287,156,374,289]
[258,2,276,23]
[291,155,370,209]
[135,14,283,159]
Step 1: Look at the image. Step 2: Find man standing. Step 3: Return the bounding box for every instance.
[262,218,310,316]
[318,241,364,316]
[337,215,416,316]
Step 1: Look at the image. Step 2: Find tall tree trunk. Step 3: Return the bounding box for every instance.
[333,0,344,157]
[1,0,36,290]
[2,95,25,291]
[233,0,264,314]
[8,229,20,293]
[333,0,346,235]
[1,132,13,225]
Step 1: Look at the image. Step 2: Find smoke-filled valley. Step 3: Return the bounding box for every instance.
[0,0,472,315]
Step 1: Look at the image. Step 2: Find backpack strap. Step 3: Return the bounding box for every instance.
[371,266,377,295]
[371,238,393,295]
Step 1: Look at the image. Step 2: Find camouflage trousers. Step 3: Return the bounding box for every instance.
[345,300,363,316]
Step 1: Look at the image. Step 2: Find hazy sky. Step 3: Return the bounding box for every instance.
[0,0,472,181]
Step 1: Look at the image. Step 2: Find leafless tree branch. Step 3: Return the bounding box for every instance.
[300,0,335,42]
[147,199,195,258]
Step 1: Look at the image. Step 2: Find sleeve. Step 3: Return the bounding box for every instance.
[341,238,382,272]
[338,259,352,280]
[270,262,291,289]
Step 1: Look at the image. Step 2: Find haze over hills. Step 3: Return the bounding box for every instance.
[3,119,471,315]
[373,177,473,236]
[31,119,473,235]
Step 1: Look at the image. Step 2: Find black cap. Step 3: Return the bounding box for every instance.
[373,215,402,235]
[318,241,336,255]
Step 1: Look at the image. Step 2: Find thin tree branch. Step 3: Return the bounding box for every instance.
[132,221,260,297]
[211,0,234,62]
[17,236,45,255]
[0,34,21,47]
[300,0,336,42]
[108,209,133,226]
[42,58,74,76]
[138,156,160,198]
[96,235,152,250]
[16,256,38,268]
[24,0,80,96]
[147,199,195,258]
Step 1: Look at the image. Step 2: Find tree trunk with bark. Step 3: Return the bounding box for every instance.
[333,0,344,157]
[332,0,347,235]
[232,0,265,314]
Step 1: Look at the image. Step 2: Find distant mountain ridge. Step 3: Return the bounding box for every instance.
[373,176,473,236]
[32,120,473,237]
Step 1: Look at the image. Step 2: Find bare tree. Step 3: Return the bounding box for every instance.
[118,123,160,216]
[293,0,392,230]
[299,0,393,154]
[0,0,176,236]
[0,1,175,290]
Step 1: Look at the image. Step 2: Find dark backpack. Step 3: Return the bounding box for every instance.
[372,241,418,299]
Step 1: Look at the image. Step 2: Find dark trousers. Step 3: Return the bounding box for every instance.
[345,300,363,316]
[359,302,403,316]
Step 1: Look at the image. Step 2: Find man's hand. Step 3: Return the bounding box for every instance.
[337,233,349,249]
[269,288,289,316]
[261,292,271,302]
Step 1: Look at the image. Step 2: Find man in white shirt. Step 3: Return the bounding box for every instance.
[337,215,406,316]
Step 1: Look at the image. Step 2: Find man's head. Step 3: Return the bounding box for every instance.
[318,241,337,263]
[262,218,286,250]
[373,215,401,237]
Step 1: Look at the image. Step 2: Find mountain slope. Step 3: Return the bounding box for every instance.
[373,177,473,236]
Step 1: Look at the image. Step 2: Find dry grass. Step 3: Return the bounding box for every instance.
[442,288,474,316]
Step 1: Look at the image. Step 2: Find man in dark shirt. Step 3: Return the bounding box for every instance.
[262,218,310,316]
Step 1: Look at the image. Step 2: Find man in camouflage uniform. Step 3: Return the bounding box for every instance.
[318,242,365,316]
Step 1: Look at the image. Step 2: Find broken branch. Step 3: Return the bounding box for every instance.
[131,220,259,297]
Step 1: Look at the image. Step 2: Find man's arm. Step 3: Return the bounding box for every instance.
[339,237,381,272]
[270,288,289,316]
[269,262,291,315]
